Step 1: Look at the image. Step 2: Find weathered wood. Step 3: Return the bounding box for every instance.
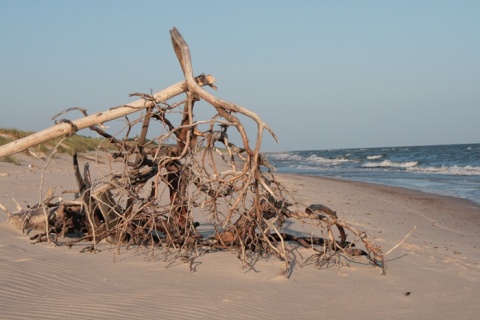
[0,28,386,276]
[0,74,215,159]
[170,28,278,158]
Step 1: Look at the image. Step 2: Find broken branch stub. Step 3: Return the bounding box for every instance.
[0,28,385,276]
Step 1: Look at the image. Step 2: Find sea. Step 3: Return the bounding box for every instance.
[265,143,480,205]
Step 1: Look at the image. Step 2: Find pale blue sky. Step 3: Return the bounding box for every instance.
[1,0,479,151]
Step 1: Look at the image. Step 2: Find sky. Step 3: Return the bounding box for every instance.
[1,0,479,152]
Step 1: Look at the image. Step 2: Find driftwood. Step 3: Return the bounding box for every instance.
[0,28,385,276]
[0,75,215,159]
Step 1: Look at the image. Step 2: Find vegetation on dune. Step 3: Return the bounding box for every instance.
[0,128,36,140]
[0,127,105,163]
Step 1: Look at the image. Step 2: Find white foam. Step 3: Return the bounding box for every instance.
[267,153,303,161]
[306,155,353,166]
[292,164,323,171]
[362,160,419,168]
[407,165,480,176]
[367,155,384,160]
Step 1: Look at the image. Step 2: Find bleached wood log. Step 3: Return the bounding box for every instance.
[0,75,215,159]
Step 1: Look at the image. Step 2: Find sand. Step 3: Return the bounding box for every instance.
[1,153,479,319]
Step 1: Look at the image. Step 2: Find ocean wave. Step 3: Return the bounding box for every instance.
[362,160,419,168]
[366,155,384,160]
[266,153,303,161]
[306,155,354,165]
[407,165,480,176]
[267,152,356,166]
[289,164,323,171]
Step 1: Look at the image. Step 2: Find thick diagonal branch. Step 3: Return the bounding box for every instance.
[0,75,215,159]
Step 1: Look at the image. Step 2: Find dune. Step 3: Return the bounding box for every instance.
[1,153,479,319]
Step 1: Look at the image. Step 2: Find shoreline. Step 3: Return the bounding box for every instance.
[287,172,480,208]
[1,153,479,319]
[273,172,480,237]
[266,143,480,206]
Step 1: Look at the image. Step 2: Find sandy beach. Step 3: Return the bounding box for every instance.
[1,153,479,319]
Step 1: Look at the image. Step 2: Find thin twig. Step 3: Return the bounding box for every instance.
[385,226,416,256]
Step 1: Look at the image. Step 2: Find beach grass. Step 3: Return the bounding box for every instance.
[0,127,106,162]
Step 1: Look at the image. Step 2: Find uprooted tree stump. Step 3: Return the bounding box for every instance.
[0,28,385,276]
